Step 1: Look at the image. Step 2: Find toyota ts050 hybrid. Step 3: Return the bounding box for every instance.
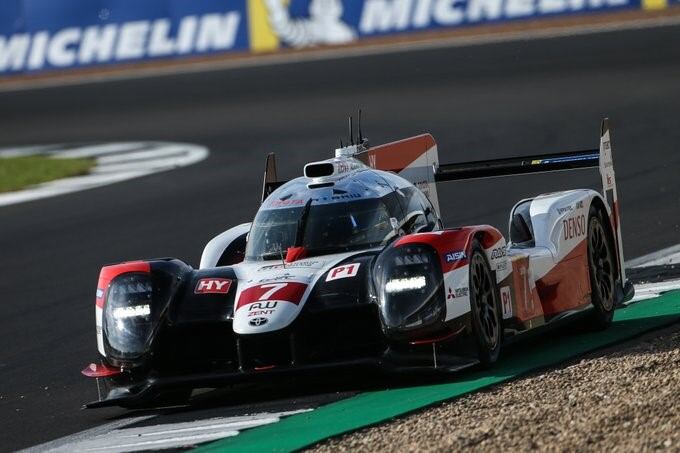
[83,118,634,408]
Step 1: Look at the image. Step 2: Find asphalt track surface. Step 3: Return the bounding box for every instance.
[1,23,680,451]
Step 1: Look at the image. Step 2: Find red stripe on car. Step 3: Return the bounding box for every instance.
[96,261,150,308]
[236,282,307,310]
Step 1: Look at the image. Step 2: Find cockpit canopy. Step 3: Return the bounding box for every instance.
[245,167,439,261]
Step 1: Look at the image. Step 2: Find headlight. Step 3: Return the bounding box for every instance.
[385,276,427,293]
[103,272,155,360]
[374,244,444,333]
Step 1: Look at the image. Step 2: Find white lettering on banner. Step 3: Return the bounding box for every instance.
[467,0,503,21]
[0,34,30,71]
[360,0,414,33]
[116,21,150,60]
[506,0,534,17]
[434,0,465,24]
[177,16,199,54]
[413,0,434,27]
[538,0,564,14]
[149,19,176,57]
[359,0,630,33]
[79,25,117,64]
[27,31,49,70]
[49,27,81,67]
[196,13,241,51]
[0,11,241,73]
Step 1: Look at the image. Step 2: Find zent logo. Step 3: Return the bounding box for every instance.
[195,278,232,294]
[326,263,361,282]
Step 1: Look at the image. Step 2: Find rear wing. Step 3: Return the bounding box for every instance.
[434,118,628,293]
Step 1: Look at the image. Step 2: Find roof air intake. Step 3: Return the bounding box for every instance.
[304,162,334,178]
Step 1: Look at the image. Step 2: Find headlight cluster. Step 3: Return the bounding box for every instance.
[374,244,444,334]
[103,272,155,360]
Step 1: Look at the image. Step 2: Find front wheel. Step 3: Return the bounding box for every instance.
[468,239,502,366]
[586,208,616,330]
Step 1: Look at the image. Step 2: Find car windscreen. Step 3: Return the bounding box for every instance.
[245,198,394,260]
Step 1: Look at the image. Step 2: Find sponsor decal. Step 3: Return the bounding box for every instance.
[248,301,278,317]
[0,9,245,74]
[314,192,362,203]
[1,0,636,75]
[356,0,631,35]
[563,214,586,240]
[500,286,512,319]
[257,274,299,283]
[557,200,583,215]
[326,263,361,281]
[96,288,104,299]
[250,0,633,54]
[447,286,469,300]
[258,260,322,271]
[237,282,307,310]
[249,317,268,327]
[490,247,507,259]
[268,198,306,208]
[195,278,232,294]
[445,250,467,263]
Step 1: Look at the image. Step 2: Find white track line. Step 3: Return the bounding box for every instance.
[27,410,309,453]
[2,15,680,93]
[628,243,680,268]
[52,143,148,159]
[0,142,208,207]
[631,279,680,302]
[627,243,680,301]
[96,146,188,165]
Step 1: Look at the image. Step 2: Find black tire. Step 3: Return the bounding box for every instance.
[468,239,502,366]
[586,206,616,330]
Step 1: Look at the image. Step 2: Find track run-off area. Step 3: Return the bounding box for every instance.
[2,21,680,452]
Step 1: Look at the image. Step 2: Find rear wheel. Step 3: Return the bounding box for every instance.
[587,208,616,329]
[468,240,502,366]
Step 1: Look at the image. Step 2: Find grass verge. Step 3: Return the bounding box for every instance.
[0,156,95,193]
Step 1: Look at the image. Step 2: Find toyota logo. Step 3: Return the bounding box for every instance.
[249,317,268,327]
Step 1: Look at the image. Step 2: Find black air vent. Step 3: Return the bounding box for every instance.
[308,182,334,189]
[305,163,334,178]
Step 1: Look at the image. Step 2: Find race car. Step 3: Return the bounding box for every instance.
[83,118,634,408]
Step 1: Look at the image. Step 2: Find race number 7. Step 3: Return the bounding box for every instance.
[258,283,288,301]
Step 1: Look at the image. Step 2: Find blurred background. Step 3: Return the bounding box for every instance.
[1,0,680,450]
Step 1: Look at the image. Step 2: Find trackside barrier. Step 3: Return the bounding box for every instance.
[0,0,662,77]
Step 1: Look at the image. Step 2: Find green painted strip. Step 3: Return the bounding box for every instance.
[199,292,680,452]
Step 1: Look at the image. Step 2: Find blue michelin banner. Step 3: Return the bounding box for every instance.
[0,0,641,76]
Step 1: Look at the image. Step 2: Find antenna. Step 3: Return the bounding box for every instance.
[348,116,354,145]
[358,108,363,144]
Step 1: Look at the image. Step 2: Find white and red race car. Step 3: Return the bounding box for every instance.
[83,118,633,408]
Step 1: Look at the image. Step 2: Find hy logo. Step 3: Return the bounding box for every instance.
[252,0,356,50]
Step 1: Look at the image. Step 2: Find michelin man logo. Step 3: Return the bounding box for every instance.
[264,0,356,47]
